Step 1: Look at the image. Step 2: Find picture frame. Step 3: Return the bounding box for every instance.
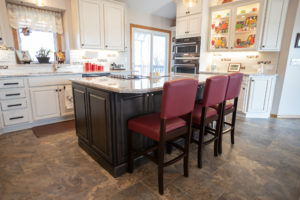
[16,50,31,64]
[228,63,241,72]
[295,33,300,48]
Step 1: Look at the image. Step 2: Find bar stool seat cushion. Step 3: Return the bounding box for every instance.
[192,104,218,125]
[128,113,186,141]
[211,102,234,110]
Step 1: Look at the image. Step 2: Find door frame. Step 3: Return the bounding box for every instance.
[130,24,172,74]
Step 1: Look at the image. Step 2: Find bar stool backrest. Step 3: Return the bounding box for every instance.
[160,79,198,120]
[225,73,244,101]
[202,75,228,107]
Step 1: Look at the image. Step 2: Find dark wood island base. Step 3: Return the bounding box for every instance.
[72,76,205,177]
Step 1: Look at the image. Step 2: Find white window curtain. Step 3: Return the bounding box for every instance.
[7,3,63,34]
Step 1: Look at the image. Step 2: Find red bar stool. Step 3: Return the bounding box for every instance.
[128,79,198,195]
[212,73,243,154]
[191,75,228,168]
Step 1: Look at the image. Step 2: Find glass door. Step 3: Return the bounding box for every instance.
[233,2,260,49]
[210,9,231,50]
[132,28,169,76]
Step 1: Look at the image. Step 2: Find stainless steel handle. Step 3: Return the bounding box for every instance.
[4,82,19,86]
[5,93,20,97]
[9,116,24,120]
[7,104,22,108]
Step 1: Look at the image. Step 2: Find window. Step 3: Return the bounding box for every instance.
[131,25,170,76]
[18,29,57,62]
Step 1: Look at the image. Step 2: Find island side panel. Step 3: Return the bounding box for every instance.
[112,92,162,166]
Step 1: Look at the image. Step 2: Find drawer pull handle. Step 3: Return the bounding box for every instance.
[9,116,24,120]
[7,104,22,107]
[6,93,21,97]
[4,82,19,86]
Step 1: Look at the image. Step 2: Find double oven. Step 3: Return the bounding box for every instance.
[173,37,201,74]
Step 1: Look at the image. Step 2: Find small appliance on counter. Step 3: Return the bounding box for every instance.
[111,62,125,70]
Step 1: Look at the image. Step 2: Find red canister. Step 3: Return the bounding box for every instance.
[85,62,91,72]
[92,64,97,72]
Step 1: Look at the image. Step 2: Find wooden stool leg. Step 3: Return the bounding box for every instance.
[166,141,172,154]
[128,131,134,173]
[184,128,191,177]
[231,110,237,145]
[218,116,224,155]
[158,140,165,195]
[198,124,204,168]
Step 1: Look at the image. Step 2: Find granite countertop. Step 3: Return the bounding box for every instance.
[0,64,128,78]
[71,74,213,94]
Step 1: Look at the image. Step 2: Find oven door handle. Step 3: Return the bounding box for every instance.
[175,42,198,46]
[174,64,197,67]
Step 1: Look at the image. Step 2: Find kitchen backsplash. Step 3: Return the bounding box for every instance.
[0,50,16,65]
[70,49,128,70]
[204,51,280,74]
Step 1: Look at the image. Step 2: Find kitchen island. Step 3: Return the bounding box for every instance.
[71,74,211,177]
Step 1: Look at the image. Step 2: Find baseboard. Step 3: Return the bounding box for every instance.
[276,115,300,119]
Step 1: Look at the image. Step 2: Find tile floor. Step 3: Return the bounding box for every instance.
[0,116,300,200]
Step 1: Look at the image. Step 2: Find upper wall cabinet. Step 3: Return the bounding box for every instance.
[77,0,125,51]
[176,14,202,38]
[259,0,289,51]
[103,2,125,50]
[209,1,261,51]
[177,0,202,17]
[79,0,104,49]
[176,0,202,39]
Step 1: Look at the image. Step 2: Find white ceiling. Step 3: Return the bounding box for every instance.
[122,0,177,19]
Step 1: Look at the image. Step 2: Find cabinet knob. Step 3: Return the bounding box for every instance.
[105,45,108,48]
[251,80,254,82]
[55,89,58,92]
[82,43,84,46]
[262,45,265,48]
[243,88,245,90]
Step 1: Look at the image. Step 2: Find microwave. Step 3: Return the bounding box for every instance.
[174,37,201,58]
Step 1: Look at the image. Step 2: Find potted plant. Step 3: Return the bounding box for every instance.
[36,48,51,63]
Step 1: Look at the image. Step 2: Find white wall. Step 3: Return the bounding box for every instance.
[0,0,14,47]
[274,0,300,117]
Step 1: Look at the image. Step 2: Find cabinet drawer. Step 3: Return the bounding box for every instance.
[3,109,29,126]
[0,79,24,88]
[1,99,27,111]
[0,89,26,100]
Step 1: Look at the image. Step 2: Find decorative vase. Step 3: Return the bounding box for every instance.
[36,57,50,63]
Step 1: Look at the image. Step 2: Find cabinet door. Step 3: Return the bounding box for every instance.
[58,85,74,117]
[232,2,260,50]
[73,84,89,142]
[209,8,231,50]
[188,13,202,37]
[30,86,61,120]
[87,88,112,163]
[177,1,202,17]
[260,0,289,51]
[79,0,103,49]
[176,17,189,38]
[247,77,271,113]
[177,1,189,18]
[103,2,125,50]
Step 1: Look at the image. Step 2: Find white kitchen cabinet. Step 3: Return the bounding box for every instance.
[103,1,125,50]
[238,75,276,118]
[78,0,103,49]
[176,17,189,38]
[176,13,202,38]
[177,0,202,17]
[259,0,289,51]
[30,86,61,120]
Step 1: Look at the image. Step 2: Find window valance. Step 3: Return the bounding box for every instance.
[7,3,63,34]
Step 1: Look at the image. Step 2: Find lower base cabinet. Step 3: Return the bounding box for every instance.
[238,75,276,118]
